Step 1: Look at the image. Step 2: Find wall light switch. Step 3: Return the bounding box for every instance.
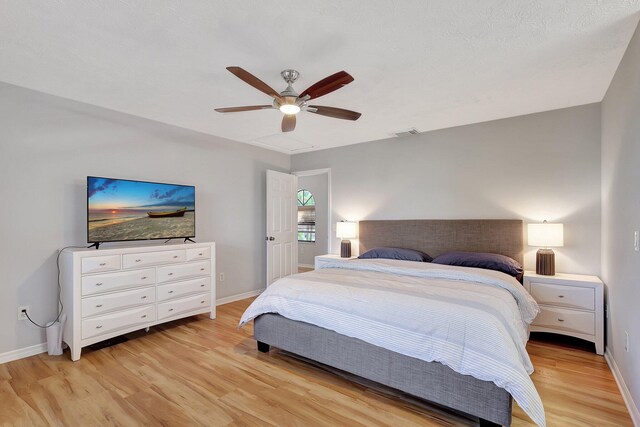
[625,331,629,352]
[635,231,639,252]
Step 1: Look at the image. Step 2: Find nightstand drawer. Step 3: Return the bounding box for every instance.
[530,282,594,310]
[534,306,595,335]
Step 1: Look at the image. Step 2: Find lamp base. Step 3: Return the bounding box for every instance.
[340,240,352,258]
[536,249,555,275]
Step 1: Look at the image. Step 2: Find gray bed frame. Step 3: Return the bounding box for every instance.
[254,219,524,427]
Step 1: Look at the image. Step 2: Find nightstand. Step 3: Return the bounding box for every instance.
[523,271,604,355]
[314,254,357,270]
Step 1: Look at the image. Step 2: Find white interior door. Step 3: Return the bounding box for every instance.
[266,170,298,286]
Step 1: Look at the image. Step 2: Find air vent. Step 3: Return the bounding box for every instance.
[393,128,420,137]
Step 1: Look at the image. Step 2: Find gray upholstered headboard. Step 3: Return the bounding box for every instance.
[358,219,523,265]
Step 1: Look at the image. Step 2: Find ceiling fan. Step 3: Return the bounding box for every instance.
[215,67,361,132]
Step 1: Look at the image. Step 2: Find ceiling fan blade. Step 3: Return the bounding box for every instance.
[300,71,354,100]
[282,114,296,132]
[215,105,273,113]
[308,106,361,121]
[226,66,282,100]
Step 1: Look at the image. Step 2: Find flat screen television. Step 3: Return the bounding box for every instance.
[87,176,195,244]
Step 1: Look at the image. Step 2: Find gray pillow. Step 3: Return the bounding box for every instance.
[358,247,433,262]
[431,251,523,279]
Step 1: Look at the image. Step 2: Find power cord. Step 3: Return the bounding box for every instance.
[24,245,86,329]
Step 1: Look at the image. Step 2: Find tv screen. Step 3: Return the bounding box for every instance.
[87,176,195,243]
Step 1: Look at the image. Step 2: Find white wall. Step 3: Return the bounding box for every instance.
[292,104,602,274]
[601,19,640,417]
[297,173,329,266]
[0,82,289,355]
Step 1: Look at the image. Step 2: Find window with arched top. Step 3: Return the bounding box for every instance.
[297,189,316,242]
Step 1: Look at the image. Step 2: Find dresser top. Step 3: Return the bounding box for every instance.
[63,241,214,256]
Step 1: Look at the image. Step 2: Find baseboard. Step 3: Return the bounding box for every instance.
[216,289,264,306]
[0,342,47,365]
[298,263,314,269]
[605,349,640,426]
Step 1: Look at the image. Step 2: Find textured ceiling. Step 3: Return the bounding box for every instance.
[1,1,639,153]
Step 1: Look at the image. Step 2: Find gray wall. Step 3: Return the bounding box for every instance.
[0,82,289,355]
[601,20,640,413]
[292,104,602,275]
[297,173,329,266]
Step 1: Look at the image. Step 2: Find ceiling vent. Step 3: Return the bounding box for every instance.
[393,128,420,137]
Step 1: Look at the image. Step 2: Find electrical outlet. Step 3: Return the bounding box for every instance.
[625,331,629,352]
[18,305,29,321]
[219,272,225,282]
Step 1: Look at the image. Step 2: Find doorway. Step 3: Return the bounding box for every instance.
[294,169,331,269]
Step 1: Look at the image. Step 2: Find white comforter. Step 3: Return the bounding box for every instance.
[240,259,545,426]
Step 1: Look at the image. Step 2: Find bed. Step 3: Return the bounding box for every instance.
[240,220,544,427]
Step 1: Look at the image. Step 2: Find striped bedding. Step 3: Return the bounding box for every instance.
[239,258,545,426]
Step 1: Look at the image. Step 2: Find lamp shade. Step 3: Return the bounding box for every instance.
[336,221,357,239]
[528,223,564,247]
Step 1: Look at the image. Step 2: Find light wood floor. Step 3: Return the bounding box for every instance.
[0,298,632,426]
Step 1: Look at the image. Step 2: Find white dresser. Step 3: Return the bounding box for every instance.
[523,271,604,355]
[60,242,215,361]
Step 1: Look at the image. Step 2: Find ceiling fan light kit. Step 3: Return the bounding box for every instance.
[279,103,300,115]
[215,66,361,132]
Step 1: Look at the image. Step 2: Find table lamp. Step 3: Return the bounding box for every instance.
[336,221,357,258]
[528,221,564,275]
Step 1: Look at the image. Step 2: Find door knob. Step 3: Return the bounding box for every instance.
[269,236,275,241]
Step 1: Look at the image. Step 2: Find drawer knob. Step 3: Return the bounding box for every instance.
[96,282,103,286]
[168,308,174,312]
[168,273,174,276]
[200,284,205,287]
[558,295,565,298]
[141,296,147,299]
[198,253,203,256]
[96,325,103,329]
[200,268,205,271]
[200,300,205,304]
[141,314,147,318]
[96,304,103,308]
[558,318,565,322]
[168,290,174,294]
[173,255,178,258]
[99,263,106,266]
[141,276,147,280]
[135,259,141,263]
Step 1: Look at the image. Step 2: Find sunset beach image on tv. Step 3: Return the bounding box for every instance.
[87,177,195,243]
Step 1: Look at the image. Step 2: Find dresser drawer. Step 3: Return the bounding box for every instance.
[157,261,210,283]
[157,277,210,302]
[157,293,210,320]
[82,268,156,296]
[122,250,186,269]
[82,304,155,339]
[534,306,595,335]
[82,286,155,318]
[186,247,211,261]
[81,255,121,274]
[531,282,594,310]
